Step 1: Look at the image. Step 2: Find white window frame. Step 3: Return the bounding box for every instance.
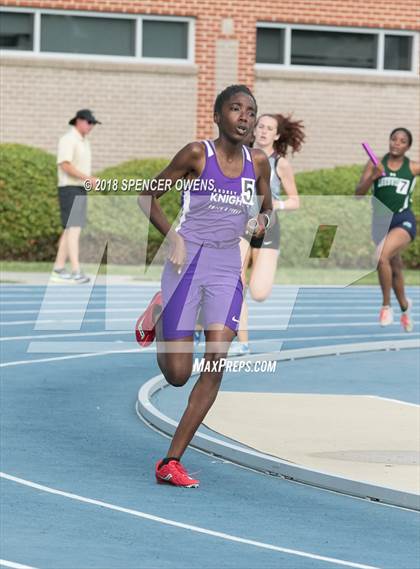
[256,22,419,77]
[381,28,417,73]
[0,7,37,51]
[140,14,195,64]
[0,7,195,65]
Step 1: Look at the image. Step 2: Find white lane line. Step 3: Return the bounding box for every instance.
[0,295,404,308]
[2,299,420,319]
[0,318,414,332]
[0,349,142,368]
[0,284,384,288]
[0,319,415,331]
[2,330,418,343]
[3,334,418,364]
[0,472,381,569]
[3,301,419,313]
[1,286,417,293]
[1,319,117,327]
[253,332,419,343]
[1,285,417,295]
[24,337,419,354]
[1,308,141,315]
[0,331,128,342]
[238,312,420,319]
[367,396,420,409]
[248,321,418,330]
[0,300,144,306]
[2,306,419,322]
[0,561,39,569]
[0,312,420,336]
[0,297,400,305]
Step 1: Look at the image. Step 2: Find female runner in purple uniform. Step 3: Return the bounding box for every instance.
[137,85,272,487]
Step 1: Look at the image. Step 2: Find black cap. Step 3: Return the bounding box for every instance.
[69,109,101,126]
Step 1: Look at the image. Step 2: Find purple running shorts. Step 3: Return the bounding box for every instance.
[161,240,243,340]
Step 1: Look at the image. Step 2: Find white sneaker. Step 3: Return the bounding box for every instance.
[228,342,251,357]
[400,298,414,333]
[71,272,90,284]
[50,268,72,283]
[379,305,393,327]
[193,330,202,346]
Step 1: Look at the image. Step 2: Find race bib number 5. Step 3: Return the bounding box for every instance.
[241,178,255,205]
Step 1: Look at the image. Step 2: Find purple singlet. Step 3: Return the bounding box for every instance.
[176,140,257,246]
[162,140,257,339]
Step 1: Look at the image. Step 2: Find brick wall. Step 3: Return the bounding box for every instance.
[2,0,419,138]
[1,0,419,169]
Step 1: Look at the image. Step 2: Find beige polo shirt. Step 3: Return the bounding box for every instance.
[57,127,92,187]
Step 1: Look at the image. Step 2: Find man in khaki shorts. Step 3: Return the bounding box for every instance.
[52,109,101,284]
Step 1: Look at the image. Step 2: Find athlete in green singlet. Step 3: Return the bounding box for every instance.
[356,128,419,332]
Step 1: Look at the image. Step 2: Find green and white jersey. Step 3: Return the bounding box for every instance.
[373,154,416,213]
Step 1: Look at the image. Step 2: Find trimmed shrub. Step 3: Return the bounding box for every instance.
[294,165,419,269]
[0,145,418,268]
[0,144,61,260]
[83,158,179,264]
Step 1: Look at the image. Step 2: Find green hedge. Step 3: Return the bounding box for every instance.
[0,144,62,260]
[82,158,180,265]
[84,161,420,269]
[0,144,418,268]
[294,165,419,269]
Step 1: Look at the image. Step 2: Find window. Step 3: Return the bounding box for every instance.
[142,20,188,59]
[256,23,417,73]
[384,35,412,71]
[0,11,33,50]
[41,15,135,56]
[256,28,284,64]
[291,30,377,69]
[0,9,193,62]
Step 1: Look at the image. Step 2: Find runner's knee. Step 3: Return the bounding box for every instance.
[377,254,391,268]
[390,256,403,273]
[160,359,192,387]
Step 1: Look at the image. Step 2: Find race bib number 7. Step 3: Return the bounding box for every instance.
[396,180,410,195]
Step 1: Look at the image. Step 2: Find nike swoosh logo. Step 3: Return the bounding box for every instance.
[263,241,273,245]
[232,316,240,323]
[137,319,145,339]
[161,473,172,481]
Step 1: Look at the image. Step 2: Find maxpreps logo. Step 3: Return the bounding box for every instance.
[209,178,255,207]
[192,358,277,373]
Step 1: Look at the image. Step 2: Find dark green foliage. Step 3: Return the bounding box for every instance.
[83,158,180,264]
[0,144,61,260]
[0,145,418,268]
[294,165,419,268]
